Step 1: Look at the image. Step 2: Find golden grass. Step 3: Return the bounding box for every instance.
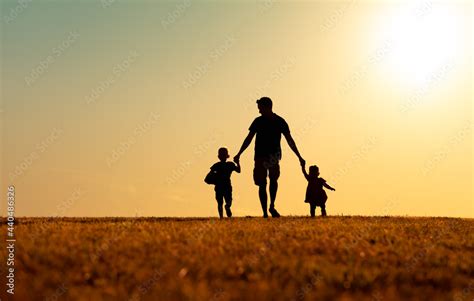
[0,216,473,300]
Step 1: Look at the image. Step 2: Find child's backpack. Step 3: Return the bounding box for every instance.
[204,170,217,185]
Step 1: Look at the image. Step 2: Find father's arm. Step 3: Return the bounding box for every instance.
[234,131,255,162]
[284,132,305,166]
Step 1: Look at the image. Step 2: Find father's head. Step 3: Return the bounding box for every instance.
[257,97,273,116]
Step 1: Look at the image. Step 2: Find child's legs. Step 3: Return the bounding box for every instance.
[223,187,232,209]
[321,204,327,216]
[320,196,328,216]
[215,189,224,218]
[310,203,316,217]
[223,188,232,217]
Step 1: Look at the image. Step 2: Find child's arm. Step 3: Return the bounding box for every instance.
[323,182,336,191]
[301,164,309,180]
[234,160,241,173]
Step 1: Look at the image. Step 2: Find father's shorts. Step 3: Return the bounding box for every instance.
[253,157,280,186]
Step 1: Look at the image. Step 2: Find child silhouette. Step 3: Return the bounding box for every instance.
[301,162,335,217]
[208,147,241,218]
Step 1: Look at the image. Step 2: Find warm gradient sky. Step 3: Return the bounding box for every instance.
[1,0,472,217]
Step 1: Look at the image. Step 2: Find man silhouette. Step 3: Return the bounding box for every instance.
[234,97,305,218]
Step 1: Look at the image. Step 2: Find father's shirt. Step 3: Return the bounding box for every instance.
[249,113,290,160]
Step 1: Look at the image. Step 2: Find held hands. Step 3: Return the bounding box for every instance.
[299,157,306,167]
[233,155,240,164]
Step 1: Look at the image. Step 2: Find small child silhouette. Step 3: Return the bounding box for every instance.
[301,162,335,217]
[208,147,241,218]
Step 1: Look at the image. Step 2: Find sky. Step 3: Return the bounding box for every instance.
[0,0,472,217]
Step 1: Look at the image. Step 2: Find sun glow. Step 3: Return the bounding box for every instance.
[385,4,464,86]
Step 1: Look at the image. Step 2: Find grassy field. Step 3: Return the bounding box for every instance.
[0,216,473,301]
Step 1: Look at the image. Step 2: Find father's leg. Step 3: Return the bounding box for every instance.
[258,184,268,217]
[269,179,278,207]
[254,159,268,217]
[268,161,281,217]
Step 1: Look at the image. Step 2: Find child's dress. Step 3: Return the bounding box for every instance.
[304,176,328,206]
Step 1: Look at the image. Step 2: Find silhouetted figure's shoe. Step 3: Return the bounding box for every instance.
[263,212,268,218]
[269,207,280,218]
[225,206,232,218]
